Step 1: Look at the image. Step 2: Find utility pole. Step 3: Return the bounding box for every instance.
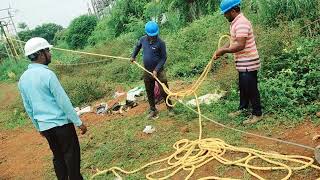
[0,29,12,59]
[4,23,18,58]
[0,21,17,61]
[8,10,23,54]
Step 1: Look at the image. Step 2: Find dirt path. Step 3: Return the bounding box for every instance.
[0,129,50,180]
[0,83,18,110]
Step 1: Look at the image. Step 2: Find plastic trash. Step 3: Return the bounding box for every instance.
[143,125,155,134]
[74,107,80,112]
[76,106,91,116]
[113,91,126,98]
[96,103,108,115]
[127,86,145,102]
[154,82,162,104]
[186,92,226,106]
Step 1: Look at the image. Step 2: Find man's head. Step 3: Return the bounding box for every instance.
[145,21,159,43]
[24,37,53,65]
[220,0,241,22]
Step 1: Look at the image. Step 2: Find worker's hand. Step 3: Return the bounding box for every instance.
[130,57,136,63]
[213,48,225,60]
[39,132,45,138]
[78,124,87,135]
[152,70,157,78]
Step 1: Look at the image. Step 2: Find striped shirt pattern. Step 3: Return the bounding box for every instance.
[231,13,260,72]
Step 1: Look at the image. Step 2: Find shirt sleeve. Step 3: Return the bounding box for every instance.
[18,84,40,131]
[131,37,143,58]
[49,73,82,127]
[155,41,167,72]
[235,23,250,38]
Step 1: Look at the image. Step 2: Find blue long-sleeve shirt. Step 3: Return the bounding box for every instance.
[132,36,167,72]
[18,63,82,132]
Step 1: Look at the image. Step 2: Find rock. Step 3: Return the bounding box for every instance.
[181,126,190,133]
[312,135,320,141]
[315,145,320,164]
[316,112,320,118]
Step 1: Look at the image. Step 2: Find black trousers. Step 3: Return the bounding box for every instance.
[42,123,83,180]
[144,70,172,111]
[238,71,262,116]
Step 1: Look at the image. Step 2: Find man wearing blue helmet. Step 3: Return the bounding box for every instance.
[131,21,174,119]
[214,0,263,125]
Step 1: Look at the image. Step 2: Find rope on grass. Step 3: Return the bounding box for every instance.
[90,35,320,180]
[7,36,320,180]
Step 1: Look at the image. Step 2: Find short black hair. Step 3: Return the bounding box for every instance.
[233,6,241,13]
[27,51,40,61]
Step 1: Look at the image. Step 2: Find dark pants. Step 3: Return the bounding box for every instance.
[238,71,262,116]
[144,70,172,111]
[42,123,83,180]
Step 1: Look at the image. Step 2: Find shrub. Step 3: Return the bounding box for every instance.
[260,37,320,114]
[0,59,29,82]
[18,23,63,44]
[62,78,109,106]
[253,0,320,27]
[65,15,98,49]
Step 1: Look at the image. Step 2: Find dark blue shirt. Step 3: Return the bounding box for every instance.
[132,36,167,72]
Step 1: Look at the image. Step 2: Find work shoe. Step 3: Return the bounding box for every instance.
[242,115,263,125]
[147,110,159,120]
[168,108,175,117]
[228,110,242,118]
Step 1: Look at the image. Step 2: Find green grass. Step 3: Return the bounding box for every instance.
[79,112,247,179]
[0,84,30,130]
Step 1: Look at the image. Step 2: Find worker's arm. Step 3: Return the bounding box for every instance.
[48,73,82,127]
[131,38,143,62]
[214,23,251,59]
[18,87,40,131]
[214,37,246,59]
[222,41,230,49]
[154,41,167,73]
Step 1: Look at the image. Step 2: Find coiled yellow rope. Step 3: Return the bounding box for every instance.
[90,36,320,180]
[8,37,320,179]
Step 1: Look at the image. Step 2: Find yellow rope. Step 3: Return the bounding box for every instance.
[8,37,320,179]
[90,35,320,180]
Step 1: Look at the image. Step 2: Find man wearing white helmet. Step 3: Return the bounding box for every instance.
[214,0,263,125]
[18,37,87,180]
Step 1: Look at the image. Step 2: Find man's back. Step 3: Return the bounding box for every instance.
[19,63,80,131]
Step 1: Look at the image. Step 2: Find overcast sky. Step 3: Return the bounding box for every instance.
[0,0,90,30]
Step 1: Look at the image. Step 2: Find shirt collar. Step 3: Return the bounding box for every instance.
[28,63,49,69]
[231,13,243,26]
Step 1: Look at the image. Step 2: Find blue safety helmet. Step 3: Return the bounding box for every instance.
[220,0,241,14]
[145,21,159,37]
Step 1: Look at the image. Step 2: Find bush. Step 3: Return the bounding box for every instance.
[0,59,29,82]
[65,15,98,49]
[87,18,116,46]
[18,23,63,44]
[62,78,109,106]
[164,14,228,78]
[260,37,320,114]
[253,0,320,27]
[106,0,148,37]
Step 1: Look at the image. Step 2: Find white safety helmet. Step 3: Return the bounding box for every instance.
[24,37,53,57]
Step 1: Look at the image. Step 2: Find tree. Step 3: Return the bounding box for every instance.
[32,23,63,44]
[18,23,63,44]
[65,15,98,49]
[18,22,28,30]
